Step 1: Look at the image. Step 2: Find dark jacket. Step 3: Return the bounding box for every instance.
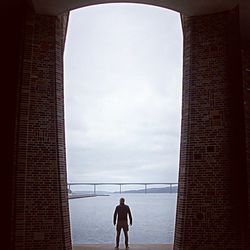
[113,204,132,225]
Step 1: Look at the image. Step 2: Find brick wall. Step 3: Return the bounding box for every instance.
[174,8,250,250]
[12,9,72,250]
[242,44,250,249]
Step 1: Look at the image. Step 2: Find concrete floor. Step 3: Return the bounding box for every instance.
[73,244,173,250]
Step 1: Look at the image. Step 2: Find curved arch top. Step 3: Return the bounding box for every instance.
[31,0,238,16]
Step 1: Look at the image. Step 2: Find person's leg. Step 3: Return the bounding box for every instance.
[123,227,129,248]
[116,226,121,248]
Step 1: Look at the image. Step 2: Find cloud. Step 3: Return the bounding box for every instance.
[64,3,183,184]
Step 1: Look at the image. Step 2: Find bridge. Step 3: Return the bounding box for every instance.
[67,182,178,195]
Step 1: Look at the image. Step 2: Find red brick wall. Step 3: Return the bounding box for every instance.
[174,8,250,249]
[12,9,72,250]
[242,45,250,249]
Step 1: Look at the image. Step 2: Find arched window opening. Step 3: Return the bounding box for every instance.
[64,3,183,247]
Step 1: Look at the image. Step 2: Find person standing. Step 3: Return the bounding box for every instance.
[113,197,133,249]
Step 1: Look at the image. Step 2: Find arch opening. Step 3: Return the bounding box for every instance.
[64,3,183,246]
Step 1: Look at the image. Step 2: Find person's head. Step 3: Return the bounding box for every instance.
[120,197,125,204]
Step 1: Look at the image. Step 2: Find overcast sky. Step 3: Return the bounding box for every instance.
[64,3,183,188]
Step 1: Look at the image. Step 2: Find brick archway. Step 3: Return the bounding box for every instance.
[3,1,250,249]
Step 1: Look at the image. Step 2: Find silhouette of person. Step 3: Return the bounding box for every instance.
[113,197,132,249]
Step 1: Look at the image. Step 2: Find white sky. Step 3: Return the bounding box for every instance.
[64,3,183,188]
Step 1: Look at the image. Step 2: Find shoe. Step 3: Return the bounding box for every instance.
[126,246,129,249]
[115,246,119,249]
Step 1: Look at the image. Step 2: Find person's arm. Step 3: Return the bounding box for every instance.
[113,207,118,225]
[128,206,132,225]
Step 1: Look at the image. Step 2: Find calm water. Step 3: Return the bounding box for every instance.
[69,193,177,244]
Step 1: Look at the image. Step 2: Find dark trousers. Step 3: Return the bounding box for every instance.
[116,223,129,247]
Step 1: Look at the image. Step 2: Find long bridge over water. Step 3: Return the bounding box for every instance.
[67,182,178,195]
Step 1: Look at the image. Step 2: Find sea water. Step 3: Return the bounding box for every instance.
[69,193,177,244]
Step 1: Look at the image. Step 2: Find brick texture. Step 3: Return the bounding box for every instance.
[12,9,72,250]
[242,45,250,249]
[174,9,250,250]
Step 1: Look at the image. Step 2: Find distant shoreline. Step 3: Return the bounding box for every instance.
[115,186,178,194]
[68,186,178,196]
[68,194,109,199]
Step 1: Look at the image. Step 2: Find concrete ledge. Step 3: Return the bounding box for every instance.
[73,244,173,250]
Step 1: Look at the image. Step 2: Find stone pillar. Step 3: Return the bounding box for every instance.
[174,8,250,250]
[242,43,250,249]
[12,9,72,250]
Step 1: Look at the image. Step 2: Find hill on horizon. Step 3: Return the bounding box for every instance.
[114,186,178,194]
[69,186,178,194]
